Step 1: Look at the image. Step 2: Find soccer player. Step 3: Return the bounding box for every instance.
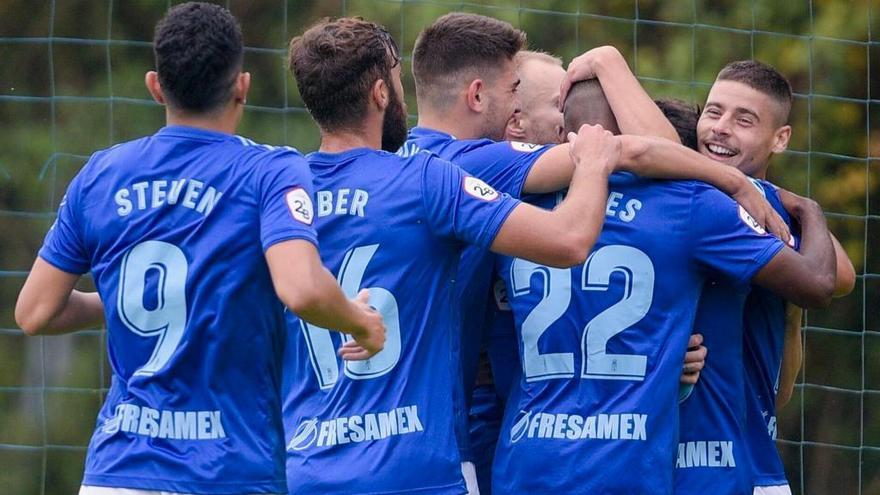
[504,50,568,145]
[489,77,837,494]
[283,17,620,495]
[678,61,856,495]
[466,48,709,495]
[14,4,384,494]
[406,16,788,490]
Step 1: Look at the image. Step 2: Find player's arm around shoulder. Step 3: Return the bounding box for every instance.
[752,189,836,309]
[561,45,680,143]
[615,135,791,242]
[491,124,617,268]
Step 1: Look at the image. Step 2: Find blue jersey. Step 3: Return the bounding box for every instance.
[675,180,795,494]
[38,126,318,494]
[486,277,520,401]
[493,174,785,494]
[281,147,520,495]
[743,182,797,487]
[402,126,549,461]
[467,280,520,495]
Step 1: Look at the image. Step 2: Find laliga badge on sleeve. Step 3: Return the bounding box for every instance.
[463,176,500,201]
[509,141,544,153]
[286,187,314,225]
[738,205,766,235]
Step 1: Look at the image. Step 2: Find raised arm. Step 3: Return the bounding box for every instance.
[560,46,680,142]
[776,302,803,408]
[751,189,836,308]
[615,135,790,242]
[523,136,790,242]
[491,124,617,268]
[16,257,105,335]
[265,239,385,359]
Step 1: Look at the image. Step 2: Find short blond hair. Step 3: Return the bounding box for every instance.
[515,50,562,68]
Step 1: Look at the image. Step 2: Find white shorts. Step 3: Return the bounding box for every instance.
[754,485,792,495]
[80,487,281,495]
[461,461,480,495]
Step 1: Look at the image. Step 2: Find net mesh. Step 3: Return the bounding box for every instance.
[0,0,876,493]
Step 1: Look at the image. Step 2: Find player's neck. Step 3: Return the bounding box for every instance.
[417,108,482,140]
[319,128,380,153]
[744,162,769,181]
[165,108,239,135]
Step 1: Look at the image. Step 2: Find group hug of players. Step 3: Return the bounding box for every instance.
[14,2,857,495]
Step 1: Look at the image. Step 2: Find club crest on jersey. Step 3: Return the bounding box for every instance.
[286,187,314,225]
[738,205,766,235]
[463,176,499,201]
[509,141,543,153]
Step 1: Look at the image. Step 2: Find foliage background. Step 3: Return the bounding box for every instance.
[0,0,876,493]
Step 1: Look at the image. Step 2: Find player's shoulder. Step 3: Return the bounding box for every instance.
[689,179,737,203]
[609,172,704,200]
[232,136,310,178]
[232,135,304,161]
[460,138,547,157]
[76,136,149,177]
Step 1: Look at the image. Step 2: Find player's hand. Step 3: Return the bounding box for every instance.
[731,178,792,246]
[567,124,620,176]
[680,333,707,385]
[776,187,820,223]
[340,289,385,361]
[559,45,622,110]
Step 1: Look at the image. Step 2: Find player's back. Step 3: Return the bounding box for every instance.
[675,180,794,495]
[41,125,317,493]
[282,147,520,495]
[492,173,784,494]
[403,126,548,461]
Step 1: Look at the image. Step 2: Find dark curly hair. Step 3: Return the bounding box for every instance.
[288,17,400,132]
[153,2,243,113]
[654,99,700,150]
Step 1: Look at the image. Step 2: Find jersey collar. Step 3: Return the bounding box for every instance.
[408,126,456,140]
[156,125,239,142]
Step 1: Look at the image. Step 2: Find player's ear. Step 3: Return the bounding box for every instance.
[234,72,251,105]
[505,111,526,141]
[144,71,165,105]
[371,78,389,111]
[771,124,791,154]
[466,79,484,113]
